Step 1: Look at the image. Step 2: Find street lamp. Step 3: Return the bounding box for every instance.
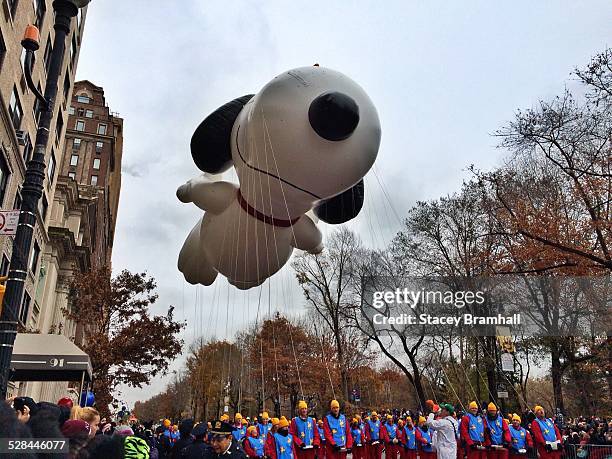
[0,0,92,399]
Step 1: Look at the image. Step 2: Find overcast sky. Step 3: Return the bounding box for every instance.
[75,0,611,408]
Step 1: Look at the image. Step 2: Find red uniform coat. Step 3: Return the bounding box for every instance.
[530,419,562,459]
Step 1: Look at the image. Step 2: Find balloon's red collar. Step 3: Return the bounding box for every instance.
[237,190,299,227]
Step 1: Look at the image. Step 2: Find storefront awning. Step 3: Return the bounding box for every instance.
[10,333,92,382]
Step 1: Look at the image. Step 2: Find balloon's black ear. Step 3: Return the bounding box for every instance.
[314,179,364,224]
[190,95,254,173]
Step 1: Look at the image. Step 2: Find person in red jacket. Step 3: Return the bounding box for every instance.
[364,412,383,459]
[323,400,353,459]
[265,417,281,458]
[317,419,326,459]
[381,414,400,459]
[268,418,297,459]
[484,403,511,459]
[244,425,266,458]
[416,416,436,459]
[400,417,418,459]
[530,405,562,459]
[290,401,320,459]
[461,402,486,459]
[350,418,366,459]
[508,414,532,459]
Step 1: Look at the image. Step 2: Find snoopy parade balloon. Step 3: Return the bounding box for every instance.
[177,66,381,289]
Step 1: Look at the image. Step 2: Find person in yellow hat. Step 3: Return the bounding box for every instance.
[415,416,435,459]
[508,414,532,459]
[259,411,272,439]
[364,410,382,459]
[530,406,562,459]
[316,419,327,459]
[399,416,418,459]
[484,402,511,459]
[290,400,321,459]
[461,402,486,459]
[244,425,266,458]
[232,413,247,442]
[350,417,365,459]
[381,414,400,459]
[322,400,353,459]
[267,417,296,459]
[265,418,281,457]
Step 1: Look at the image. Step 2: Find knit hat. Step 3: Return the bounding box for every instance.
[298,400,308,410]
[163,419,171,427]
[398,419,405,427]
[272,417,280,426]
[278,418,290,429]
[220,414,230,422]
[115,424,135,437]
[61,419,90,438]
[512,414,521,423]
[440,403,455,415]
[418,416,426,425]
[406,416,412,423]
[247,426,258,436]
[371,411,378,417]
[487,402,497,412]
[235,413,243,421]
[330,400,340,409]
[261,412,270,420]
[534,405,544,414]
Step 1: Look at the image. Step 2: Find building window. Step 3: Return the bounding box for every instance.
[76,95,89,104]
[47,151,56,183]
[93,158,100,170]
[38,193,48,221]
[70,34,77,66]
[97,123,107,135]
[0,254,9,277]
[0,154,10,207]
[91,175,98,186]
[75,120,85,131]
[63,72,70,102]
[0,28,6,70]
[70,154,78,166]
[85,109,93,118]
[7,0,18,18]
[23,133,33,163]
[34,0,46,29]
[29,242,40,275]
[68,105,75,115]
[68,172,75,180]
[9,86,23,129]
[55,112,63,142]
[33,83,44,123]
[19,292,31,325]
[13,189,21,210]
[73,138,81,149]
[95,141,103,153]
[43,35,52,74]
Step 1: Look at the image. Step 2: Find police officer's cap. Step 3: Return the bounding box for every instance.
[209,420,235,435]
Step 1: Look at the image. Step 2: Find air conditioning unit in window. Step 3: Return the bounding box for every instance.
[15,130,28,146]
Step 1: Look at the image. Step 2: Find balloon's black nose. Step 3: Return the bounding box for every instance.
[308,92,360,141]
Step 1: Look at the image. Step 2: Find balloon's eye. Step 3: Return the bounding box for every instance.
[308,92,359,141]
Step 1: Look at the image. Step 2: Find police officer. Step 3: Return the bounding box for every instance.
[204,420,248,459]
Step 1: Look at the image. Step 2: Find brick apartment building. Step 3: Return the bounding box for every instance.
[0,1,122,402]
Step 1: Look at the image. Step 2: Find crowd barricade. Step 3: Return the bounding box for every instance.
[563,444,612,459]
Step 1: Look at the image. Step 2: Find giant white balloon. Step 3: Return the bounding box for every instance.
[177,66,381,289]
